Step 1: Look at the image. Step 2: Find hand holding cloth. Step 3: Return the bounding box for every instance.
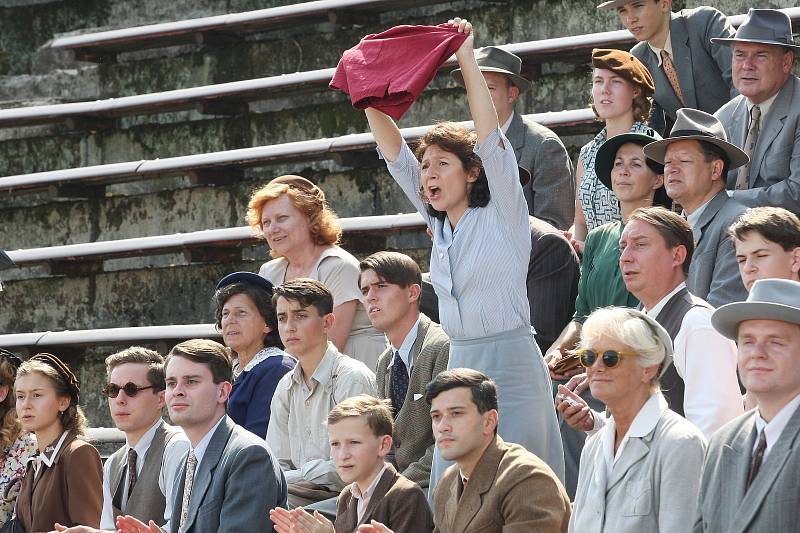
[329,24,468,119]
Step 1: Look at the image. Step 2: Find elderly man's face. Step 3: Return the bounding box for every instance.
[663,139,722,213]
[737,319,800,403]
[732,42,793,104]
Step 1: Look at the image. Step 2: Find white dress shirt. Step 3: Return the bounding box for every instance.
[386,316,421,378]
[100,419,191,529]
[644,282,744,437]
[754,392,800,462]
[351,463,388,523]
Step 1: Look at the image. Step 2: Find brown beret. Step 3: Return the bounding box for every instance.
[591,48,655,94]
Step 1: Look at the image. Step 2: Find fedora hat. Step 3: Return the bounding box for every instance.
[643,108,749,170]
[711,9,800,50]
[451,46,531,93]
[595,130,672,210]
[0,249,13,270]
[596,0,637,11]
[712,279,800,339]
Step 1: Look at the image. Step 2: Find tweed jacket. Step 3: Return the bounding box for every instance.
[334,463,433,533]
[16,431,103,532]
[376,313,449,487]
[433,436,570,533]
[168,415,287,533]
[716,75,800,213]
[508,113,575,230]
[570,393,707,533]
[686,189,747,307]
[631,7,736,129]
[693,404,800,533]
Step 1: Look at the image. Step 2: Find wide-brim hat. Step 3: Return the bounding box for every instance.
[643,108,749,170]
[596,0,635,11]
[0,250,14,270]
[595,131,672,210]
[711,9,800,50]
[451,46,532,93]
[216,271,274,295]
[625,309,674,378]
[712,279,800,340]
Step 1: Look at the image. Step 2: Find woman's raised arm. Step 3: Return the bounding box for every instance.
[365,108,403,162]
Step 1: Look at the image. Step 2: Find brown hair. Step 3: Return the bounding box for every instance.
[628,206,695,275]
[590,87,653,124]
[0,356,22,450]
[729,207,800,250]
[166,339,232,384]
[425,368,498,413]
[246,175,342,258]
[414,122,490,220]
[272,278,334,317]
[358,251,422,289]
[105,347,166,391]
[17,357,87,436]
[327,395,393,438]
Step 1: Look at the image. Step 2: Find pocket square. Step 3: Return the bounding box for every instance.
[414,393,423,401]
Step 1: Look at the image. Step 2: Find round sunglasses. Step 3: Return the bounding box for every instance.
[577,348,637,369]
[101,382,155,398]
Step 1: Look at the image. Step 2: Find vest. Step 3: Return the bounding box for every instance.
[653,286,713,416]
[107,422,182,524]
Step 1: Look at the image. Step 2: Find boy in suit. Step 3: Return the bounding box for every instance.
[269,395,433,533]
[115,339,287,533]
[358,251,449,488]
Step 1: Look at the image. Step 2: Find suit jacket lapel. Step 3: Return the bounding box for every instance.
[732,406,800,532]
[359,465,397,526]
[669,14,697,109]
[181,417,234,532]
[170,459,188,533]
[750,77,795,187]
[694,190,727,244]
[606,436,650,492]
[452,436,504,533]
[507,112,526,155]
[719,415,755,519]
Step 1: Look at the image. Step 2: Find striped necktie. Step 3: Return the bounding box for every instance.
[179,451,198,532]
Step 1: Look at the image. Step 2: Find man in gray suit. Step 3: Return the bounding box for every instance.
[597,0,736,133]
[117,339,287,533]
[694,278,800,533]
[644,108,748,306]
[451,47,574,229]
[358,251,449,488]
[713,9,800,213]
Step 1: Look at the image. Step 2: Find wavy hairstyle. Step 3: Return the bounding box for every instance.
[0,357,22,450]
[246,175,342,258]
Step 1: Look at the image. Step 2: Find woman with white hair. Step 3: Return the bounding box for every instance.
[566,307,706,533]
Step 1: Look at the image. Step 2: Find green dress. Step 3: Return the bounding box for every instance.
[573,220,639,323]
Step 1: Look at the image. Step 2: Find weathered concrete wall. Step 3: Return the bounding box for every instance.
[0,0,796,427]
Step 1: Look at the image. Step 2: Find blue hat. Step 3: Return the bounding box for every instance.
[216,271,274,294]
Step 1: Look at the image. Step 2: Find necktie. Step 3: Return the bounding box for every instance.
[390,351,409,417]
[179,451,198,532]
[746,430,767,490]
[735,105,761,191]
[126,448,138,501]
[660,50,685,107]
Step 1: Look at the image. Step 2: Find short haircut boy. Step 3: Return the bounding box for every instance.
[165,339,232,384]
[425,368,498,413]
[358,251,422,289]
[105,346,166,391]
[729,207,800,251]
[272,278,334,316]
[328,395,394,438]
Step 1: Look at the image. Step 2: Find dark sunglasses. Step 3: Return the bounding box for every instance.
[101,382,155,398]
[577,348,637,369]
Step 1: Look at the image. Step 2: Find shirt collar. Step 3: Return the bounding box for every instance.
[685,196,713,228]
[754,392,800,454]
[351,463,388,501]
[191,415,226,466]
[603,392,668,468]
[37,430,70,468]
[290,342,338,387]
[387,316,421,372]
[644,282,687,317]
[648,30,673,66]
[500,111,515,134]
[236,346,292,374]
[126,418,163,458]
[746,91,779,122]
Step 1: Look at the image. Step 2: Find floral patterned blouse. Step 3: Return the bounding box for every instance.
[0,431,37,525]
[578,121,652,231]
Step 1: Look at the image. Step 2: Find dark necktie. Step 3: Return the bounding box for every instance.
[746,430,767,490]
[126,448,138,500]
[735,105,761,191]
[390,351,409,417]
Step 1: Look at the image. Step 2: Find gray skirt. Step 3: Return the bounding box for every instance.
[428,326,565,502]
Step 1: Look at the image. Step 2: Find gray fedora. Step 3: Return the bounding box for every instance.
[0,249,14,270]
[711,9,800,50]
[711,279,800,340]
[451,46,531,93]
[643,108,749,170]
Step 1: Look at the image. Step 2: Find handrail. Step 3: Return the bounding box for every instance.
[0,323,220,349]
